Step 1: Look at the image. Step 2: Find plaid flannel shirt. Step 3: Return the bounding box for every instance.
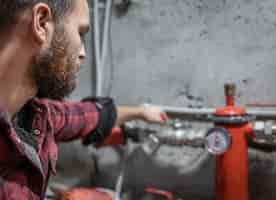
[0,98,106,200]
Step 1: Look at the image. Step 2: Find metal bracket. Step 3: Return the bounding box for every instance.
[115,0,132,17]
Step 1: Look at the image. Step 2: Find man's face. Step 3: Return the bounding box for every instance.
[32,0,90,100]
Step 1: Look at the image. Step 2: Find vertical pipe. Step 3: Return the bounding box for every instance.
[225,83,235,106]
[102,0,113,69]
[215,83,251,200]
[226,96,234,107]
[215,124,250,200]
[93,0,102,96]
[90,2,96,96]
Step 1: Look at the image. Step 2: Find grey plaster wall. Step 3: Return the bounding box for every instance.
[110,0,276,107]
[51,0,276,199]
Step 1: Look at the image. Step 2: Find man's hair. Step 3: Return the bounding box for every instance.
[0,0,74,32]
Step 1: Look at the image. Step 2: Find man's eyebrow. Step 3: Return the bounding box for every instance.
[80,25,90,33]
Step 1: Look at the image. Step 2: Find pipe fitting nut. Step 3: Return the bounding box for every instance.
[224,83,236,97]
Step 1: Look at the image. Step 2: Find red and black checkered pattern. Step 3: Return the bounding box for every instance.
[0,98,100,200]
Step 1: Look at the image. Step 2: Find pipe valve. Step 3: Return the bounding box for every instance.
[253,121,276,136]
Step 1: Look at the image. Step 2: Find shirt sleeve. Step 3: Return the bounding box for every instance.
[41,98,117,144]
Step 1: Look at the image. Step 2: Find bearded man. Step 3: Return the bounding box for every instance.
[0,0,168,199]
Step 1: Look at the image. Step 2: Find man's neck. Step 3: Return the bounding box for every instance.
[0,39,37,119]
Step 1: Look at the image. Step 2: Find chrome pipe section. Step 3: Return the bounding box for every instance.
[250,121,276,151]
[124,120,208,148]
[154,128,207,147]
[140,129,207,156]
[253,121,276,136]
[140,133,211,174]
[125,120,211,175]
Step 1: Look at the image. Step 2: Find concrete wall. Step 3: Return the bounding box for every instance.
[52,0,276,199]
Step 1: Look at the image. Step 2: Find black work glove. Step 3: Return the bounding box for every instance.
[82,97,117,146]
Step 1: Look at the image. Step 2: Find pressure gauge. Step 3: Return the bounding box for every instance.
[205,127,231,155]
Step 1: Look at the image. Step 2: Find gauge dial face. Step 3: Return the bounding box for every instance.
[206,127,231,155]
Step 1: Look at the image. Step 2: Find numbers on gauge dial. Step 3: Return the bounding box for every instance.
[206,128,231,155]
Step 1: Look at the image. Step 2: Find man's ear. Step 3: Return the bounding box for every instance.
[32,3,54,44]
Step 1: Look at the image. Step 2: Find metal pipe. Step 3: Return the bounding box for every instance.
[114,144,129,200]
[93,0,113,96]
[154,129,207,147]
[141,129,210,174]
[158,105,215,115]
[253,121,276,136]
[124,120,208,147]
[101,0,113,69]
[93,0,102,96]
[145,104,276,121]
[216,124,251,200]
[247,109,276,120]
[143,104,215,122]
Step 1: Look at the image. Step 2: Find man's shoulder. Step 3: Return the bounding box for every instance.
[31,98,69,111]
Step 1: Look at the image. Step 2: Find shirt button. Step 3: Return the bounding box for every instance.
[33,129,41,136]
[16,137,21,143]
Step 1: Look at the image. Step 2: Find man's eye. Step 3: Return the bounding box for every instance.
[80,33,87,43]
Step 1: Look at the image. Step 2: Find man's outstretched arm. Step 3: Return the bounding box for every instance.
[42,98,167,145]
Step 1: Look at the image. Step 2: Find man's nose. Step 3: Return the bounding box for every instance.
[79,45,87,63]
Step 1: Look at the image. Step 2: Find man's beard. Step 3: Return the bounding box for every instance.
[31,25,78,100]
